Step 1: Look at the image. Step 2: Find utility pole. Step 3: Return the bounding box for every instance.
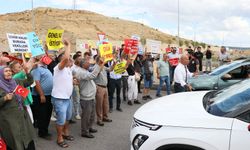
[177,0,180,47]
[73,0,77,10]
[31,0,35,31]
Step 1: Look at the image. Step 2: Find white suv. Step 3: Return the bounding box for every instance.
[130,79,250,150]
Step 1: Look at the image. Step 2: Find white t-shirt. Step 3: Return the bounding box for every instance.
[52,65,73,99]
[168,52,180,59]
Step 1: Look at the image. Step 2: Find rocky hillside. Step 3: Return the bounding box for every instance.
[0,7,183,52]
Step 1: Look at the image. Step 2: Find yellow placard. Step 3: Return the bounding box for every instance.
[114,61,126,74]
[99,43,113,62]
[88,40,96,48]
[46,29,64,50]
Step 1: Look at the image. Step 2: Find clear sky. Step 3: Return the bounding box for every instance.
[1,0,250,47]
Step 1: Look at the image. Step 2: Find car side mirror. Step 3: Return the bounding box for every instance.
[221,74,232,80]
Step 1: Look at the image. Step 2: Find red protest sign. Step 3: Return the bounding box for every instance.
[169,58,179,66]
[166,47,171,53]
[41,55,52,65]
[14,85,29,98]
[124,39,138,54]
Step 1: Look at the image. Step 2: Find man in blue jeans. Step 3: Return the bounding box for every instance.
[156,54,171,97]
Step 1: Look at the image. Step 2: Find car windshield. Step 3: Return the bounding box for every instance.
[207,79,250,116]
[209,61,241,76]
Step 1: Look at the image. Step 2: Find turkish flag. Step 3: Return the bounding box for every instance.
[41,55,52,65]
[14,85,29,98]
[0,138,6,150]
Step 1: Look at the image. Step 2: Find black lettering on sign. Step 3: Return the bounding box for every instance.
[49,40,61,46]
[48,33,58,38]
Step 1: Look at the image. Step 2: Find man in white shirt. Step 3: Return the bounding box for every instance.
[51,40,74,148]
[218,46,231,66]
[174,54,197,93]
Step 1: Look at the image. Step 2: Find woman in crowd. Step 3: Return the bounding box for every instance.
[0,65,35,150]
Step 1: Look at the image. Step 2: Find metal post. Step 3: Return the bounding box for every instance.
[73,0,76,10]
[31,0,35,31]
[177,0,180,47]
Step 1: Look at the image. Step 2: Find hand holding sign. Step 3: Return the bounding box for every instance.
[63,39,70,47]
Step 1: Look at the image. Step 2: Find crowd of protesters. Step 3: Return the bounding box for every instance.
[0,40,231,149]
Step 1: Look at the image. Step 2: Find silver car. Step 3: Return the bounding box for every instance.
[189,59,250,90]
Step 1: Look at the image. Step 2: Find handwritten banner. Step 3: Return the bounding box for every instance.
[99,43,113,62]
[7,33,31,53]
[46,29,64,50]
[26,32,45,57]
[114,61,126,74]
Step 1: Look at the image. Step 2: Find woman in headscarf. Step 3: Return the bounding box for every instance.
[0,66,36,150]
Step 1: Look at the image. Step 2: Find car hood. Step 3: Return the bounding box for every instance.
[189,75,218,90]
[134,91,233,129]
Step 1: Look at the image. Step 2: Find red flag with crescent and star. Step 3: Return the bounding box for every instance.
[14,85,29,98]
[41,55,52,65]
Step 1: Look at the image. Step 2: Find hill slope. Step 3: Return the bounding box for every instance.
[0,7,180,52]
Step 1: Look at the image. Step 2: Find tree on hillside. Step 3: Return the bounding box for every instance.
[184,40,189,47]
[200,42,206,49]
[179,40,184,47]
[167,39,173,44]
[140,38,146,45]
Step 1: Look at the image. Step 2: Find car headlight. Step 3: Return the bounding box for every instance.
[132,134,149,150]
[132,118,162,131]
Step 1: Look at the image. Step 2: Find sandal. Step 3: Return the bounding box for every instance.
[57,141,69,148]
[62,135,75,141]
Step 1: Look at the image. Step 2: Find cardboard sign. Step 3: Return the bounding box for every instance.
[7,33,31,53]
[99,44,113,62]
[114,61,127,74]
[124,39,138,55]
[26,32,45,57]
[146,39,161,54]
[46,29,64,50]
[169,58,179,66]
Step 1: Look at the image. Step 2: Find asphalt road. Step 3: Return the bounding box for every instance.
[36,90,162,150]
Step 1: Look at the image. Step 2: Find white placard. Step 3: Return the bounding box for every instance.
[146,39,161,54]
[7,33,31,53]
